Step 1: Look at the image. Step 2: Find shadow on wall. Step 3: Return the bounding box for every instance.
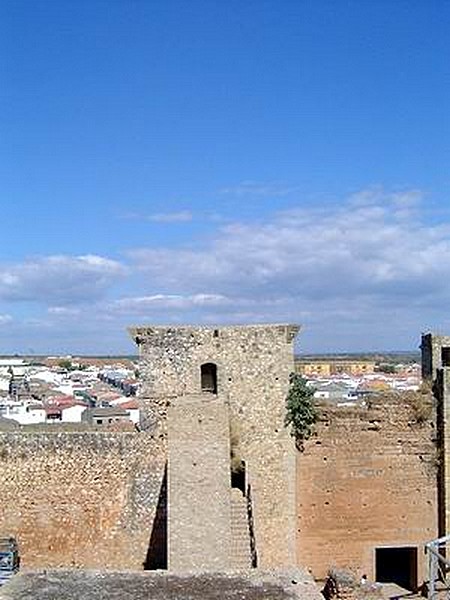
[144,464,167,570]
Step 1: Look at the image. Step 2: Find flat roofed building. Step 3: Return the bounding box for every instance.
[295,358,376,376]
[82,406,131,426]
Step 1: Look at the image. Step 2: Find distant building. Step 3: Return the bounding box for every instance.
[0,401,46,425]
[60,402,87,423]
[8,373,29,399]
[0,359,26,366]
[114,399,140,424]
[295,358,376,377]
[81,406,132,426]
[313,381,354,402]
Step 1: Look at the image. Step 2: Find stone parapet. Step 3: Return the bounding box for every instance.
[0,431,166,569]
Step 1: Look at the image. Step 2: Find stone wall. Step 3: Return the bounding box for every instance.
[0,432,165,569]
[421,333,450,381]
[168,395,232,570]
[129,324,298,568]
[296,395,437,583]
[434,368,450,538]
[422,335,450,540]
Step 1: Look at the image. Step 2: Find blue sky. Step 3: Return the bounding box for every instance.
[1,0,449,354]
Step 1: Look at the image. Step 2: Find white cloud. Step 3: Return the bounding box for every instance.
[48,307,81,316]
[126,188,450,347]
[146,210,193,223]
[0,314,13,325]
[348,186,423,220]
[0,255,125,305]
[108,293,231,314]
[220,180,301,197]
[2,187,448,353]
[121,210,193,223]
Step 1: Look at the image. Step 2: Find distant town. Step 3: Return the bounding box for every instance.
[0,355,139,429]
[0,351,421,429]
[295,352,420,404]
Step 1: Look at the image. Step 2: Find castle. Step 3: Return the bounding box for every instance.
[0,324,442,592]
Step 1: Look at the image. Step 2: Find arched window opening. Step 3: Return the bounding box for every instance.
[201,363,217,395]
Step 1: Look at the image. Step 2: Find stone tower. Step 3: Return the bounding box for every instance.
[421,332,450,382]
[129,324,299,569]
[422,332,450,538]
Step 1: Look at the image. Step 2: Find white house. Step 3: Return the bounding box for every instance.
[116,399,140,425]
[60,403,87,423]
[0,401,46,425]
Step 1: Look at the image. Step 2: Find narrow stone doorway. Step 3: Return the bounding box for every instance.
[375,546,418,591]
[201,363,217,394]
[442,347,450,366]
[231,460,246,495]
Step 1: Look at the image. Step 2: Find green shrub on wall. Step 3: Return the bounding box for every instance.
[285,373,318,450]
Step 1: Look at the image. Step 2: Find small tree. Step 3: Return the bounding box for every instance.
[285,373,318,450]
[377,363,396,374]
[57,358,73,371]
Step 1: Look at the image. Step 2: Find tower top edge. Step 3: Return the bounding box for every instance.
[128,323,300,343]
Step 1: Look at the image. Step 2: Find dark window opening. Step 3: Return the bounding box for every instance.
[442,347,450,367]
[201,363,217,394]
[231,460,246,494]
[213,329,219,338]
[375,546,418,591]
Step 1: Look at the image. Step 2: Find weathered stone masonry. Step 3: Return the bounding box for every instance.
[129,324,299,569]
[0,432,165,569]
[168,395,233,571]
[422,333,450,539]
[297,396,437,583]
[0,326,440,582]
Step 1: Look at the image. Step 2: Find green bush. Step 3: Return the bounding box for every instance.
[285,373,318,450]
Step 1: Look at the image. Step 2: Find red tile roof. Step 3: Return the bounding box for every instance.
[119,399,139,410]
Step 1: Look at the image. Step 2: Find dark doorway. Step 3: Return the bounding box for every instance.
[231,460,246,495]
[375,547,418,591]
[442,347,450,367]
[201,363,217,394]
[144,466,167,570]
